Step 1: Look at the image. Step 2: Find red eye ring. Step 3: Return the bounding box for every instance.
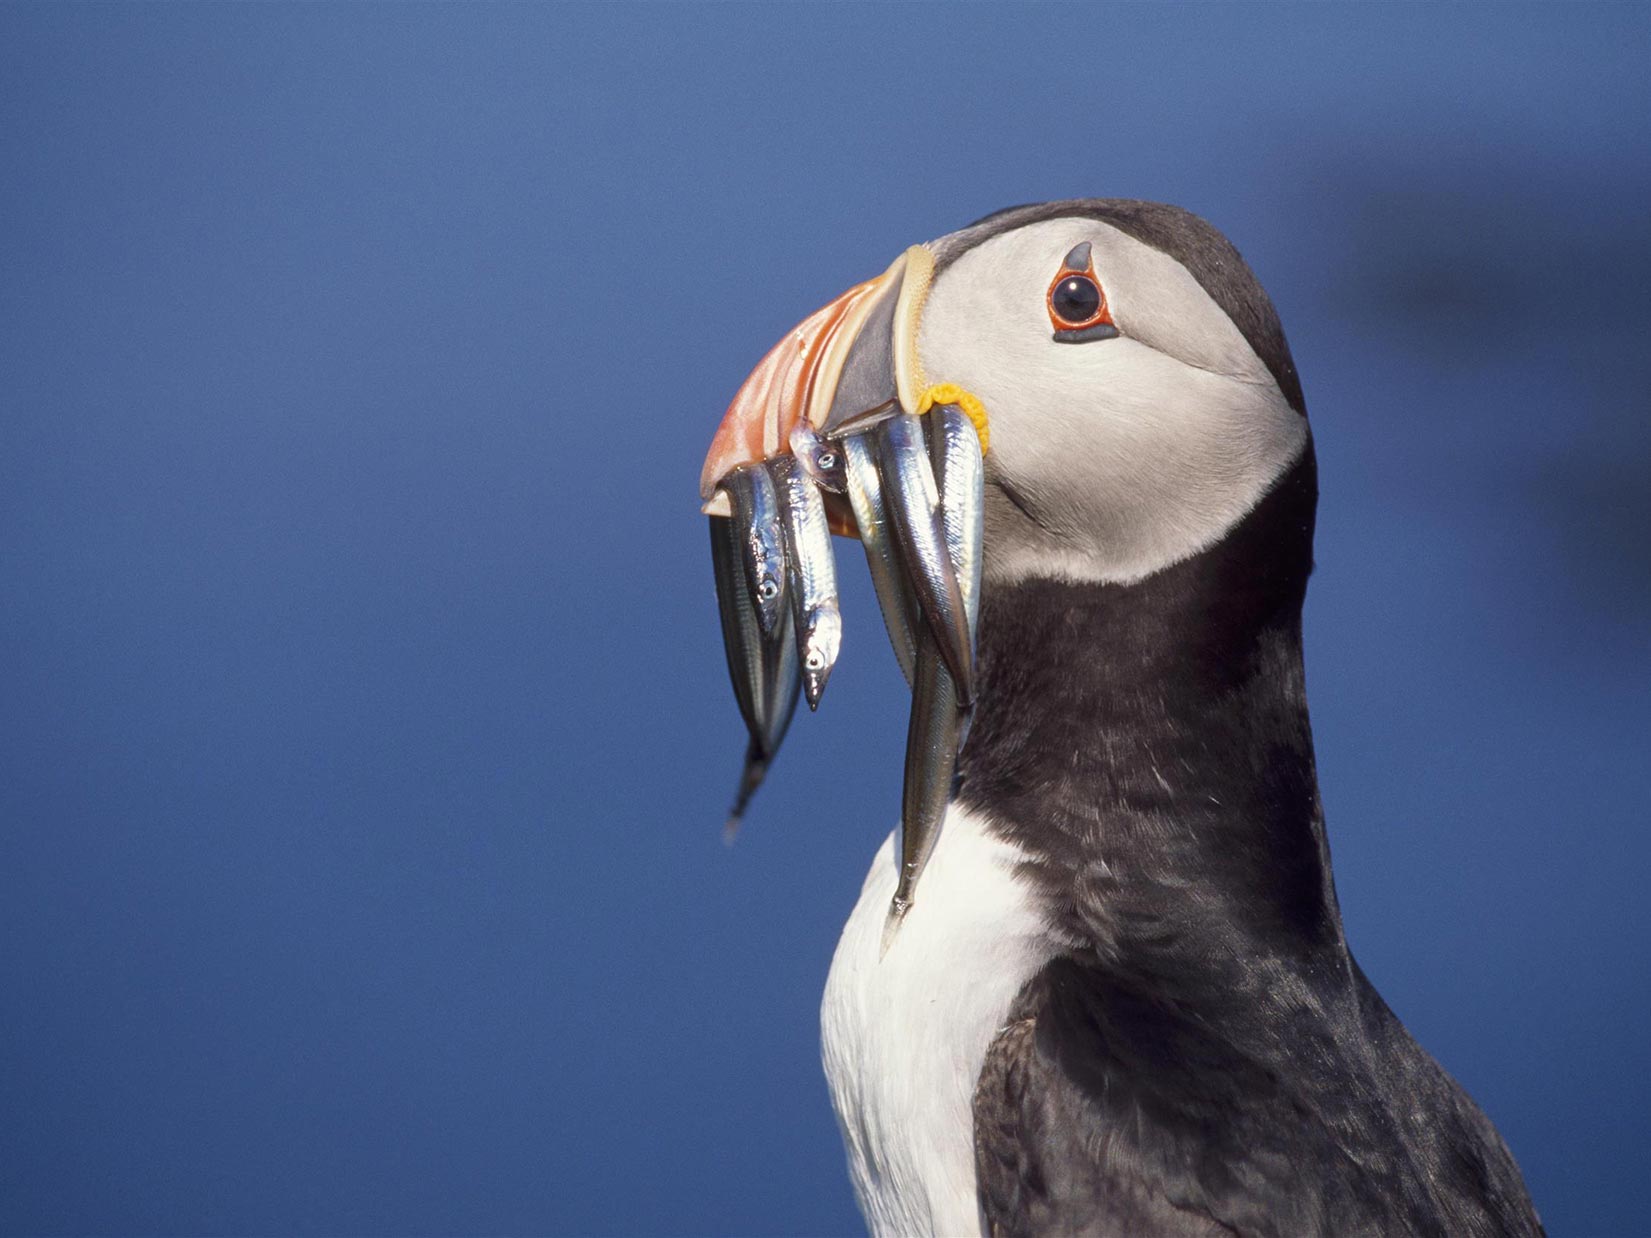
[1046,251,1115,335]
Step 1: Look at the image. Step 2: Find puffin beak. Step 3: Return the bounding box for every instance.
[700,245,974,696]
[699,246,929,513]
[700,244,985,938]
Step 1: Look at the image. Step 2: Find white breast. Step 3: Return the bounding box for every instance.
[820,805,1053,1238]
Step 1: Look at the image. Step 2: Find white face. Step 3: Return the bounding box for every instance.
[917,217,1308,586]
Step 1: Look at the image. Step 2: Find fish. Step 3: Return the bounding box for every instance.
[883,632,963,952]
[841,431,918,685]
[789,418,849,495]
[879,404,987,939]
[874,413,975,705]
[709,510,801,838]
[925,404,985,642]
[925,402,986,754]
[722,463,788,638]
[767,454,842,710]
[710,405,987,914]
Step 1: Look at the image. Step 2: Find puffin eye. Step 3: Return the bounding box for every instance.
[1051,275,1102,325]
[1046,241,1119,343]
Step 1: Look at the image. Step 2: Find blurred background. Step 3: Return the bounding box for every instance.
[2,4,1647,1235]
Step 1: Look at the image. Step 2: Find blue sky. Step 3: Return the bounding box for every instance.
[2,4,1648,1234]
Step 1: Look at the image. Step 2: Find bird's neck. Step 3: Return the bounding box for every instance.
[956,453,1346,989]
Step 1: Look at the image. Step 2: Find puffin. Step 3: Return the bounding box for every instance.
[699,200,1543,1237]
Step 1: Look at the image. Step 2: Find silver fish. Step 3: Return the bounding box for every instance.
[710,512,761,738]
[881,406,986,939]
[882,632,962,952]
[925,404,985,640]
[842,432,918,685]
[925,403,985,754]
[789,418,849,495]
[709,511,801,837]
[768,454,842,710]
[874,413,974,705]
[723,463,788,638]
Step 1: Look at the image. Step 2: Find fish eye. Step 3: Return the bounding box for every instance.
[758,579,779,601]
[1050,275,1102,326]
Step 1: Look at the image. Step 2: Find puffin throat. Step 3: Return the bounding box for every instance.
[954,450,1344,984]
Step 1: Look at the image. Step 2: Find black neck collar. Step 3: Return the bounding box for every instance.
[956,450,1345,987]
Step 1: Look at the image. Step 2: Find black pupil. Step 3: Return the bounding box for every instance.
[1052,275,1101,325]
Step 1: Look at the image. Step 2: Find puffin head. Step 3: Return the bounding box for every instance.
[703,200,1311,592]
[701,201,1316,909]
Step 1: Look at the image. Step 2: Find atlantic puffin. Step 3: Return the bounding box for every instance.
[700,201,1542,1237]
